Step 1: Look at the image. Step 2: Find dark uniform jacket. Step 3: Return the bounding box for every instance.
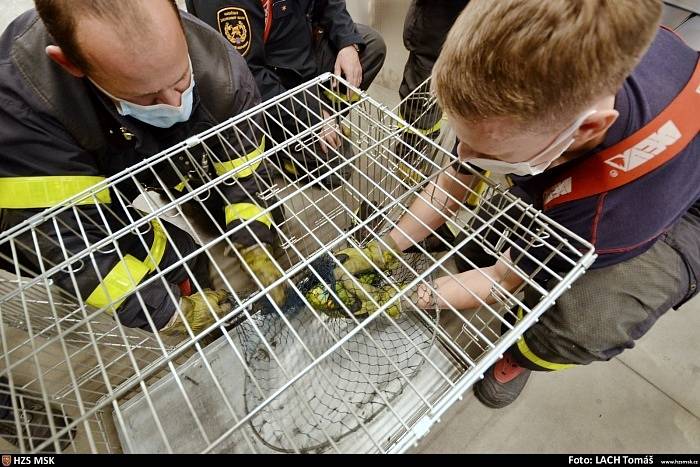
[0,10,271,329]
[186,0,364,145]
[186,0,363,102]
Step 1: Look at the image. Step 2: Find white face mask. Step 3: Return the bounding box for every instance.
[90,58,195,129]
[465,109,597,176]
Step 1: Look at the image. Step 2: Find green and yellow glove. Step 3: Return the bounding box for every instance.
[161,289,233,336]
[333,235,401,279]
[307,275,439,319]
[307,273,402,318]
[240,244,286,307]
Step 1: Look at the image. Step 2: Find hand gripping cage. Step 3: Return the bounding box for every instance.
[0,74,596,454]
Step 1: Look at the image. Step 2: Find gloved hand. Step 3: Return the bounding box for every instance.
[306,273,402,318]
[343,280,402,317]
[240,244,286,307]
[333,235,401,280]
[160,289,234,336]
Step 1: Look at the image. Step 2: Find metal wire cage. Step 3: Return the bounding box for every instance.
[0,74,595,454]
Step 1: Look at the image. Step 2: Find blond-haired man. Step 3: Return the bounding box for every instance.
[336,0,700,408]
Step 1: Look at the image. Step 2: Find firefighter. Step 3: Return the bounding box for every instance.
[185,0,386,188]
[0,0,286,338]
[335,0,700,408]
[394,0,475,219]
[398,0,469,138]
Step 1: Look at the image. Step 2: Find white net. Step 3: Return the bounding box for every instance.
[237,252,437,453]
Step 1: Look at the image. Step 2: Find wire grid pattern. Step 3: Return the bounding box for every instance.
[389,77,453,185]
[0,74,595,453]
[237,252,436,453]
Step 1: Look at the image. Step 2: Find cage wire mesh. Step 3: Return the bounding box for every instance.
[236,250,437,453]
[390,77,450,187]
[389,75,494,212]
[0,73,595,454]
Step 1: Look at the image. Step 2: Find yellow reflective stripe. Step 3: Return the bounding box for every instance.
[85,255,150,313]
[174,179,189,192]
[0,176,111,209]
[143,221,167,273]
[225,203,273,228]
[467,171,491,208]
[213,138,265,179]
[397,112,443,136]
[283,160,299,175]
[515,306,575,371]
[323,89,361,104]
[516,338,576,371]
[86,220,168,313]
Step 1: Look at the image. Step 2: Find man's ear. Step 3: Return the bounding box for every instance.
[46,45,85,77]
[574,109,619,147]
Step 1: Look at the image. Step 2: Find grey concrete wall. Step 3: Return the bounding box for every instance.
[1,0,33,32]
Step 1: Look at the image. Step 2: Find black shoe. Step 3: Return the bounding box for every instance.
[474,352,531,408]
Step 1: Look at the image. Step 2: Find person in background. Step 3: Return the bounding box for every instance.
[186,0,386,189]
[397,0,469,141]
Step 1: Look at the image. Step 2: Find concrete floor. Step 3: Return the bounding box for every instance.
[413,295,700,453]
[1,0,699,454]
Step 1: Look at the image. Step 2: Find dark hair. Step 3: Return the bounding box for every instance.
[34,0,182,73]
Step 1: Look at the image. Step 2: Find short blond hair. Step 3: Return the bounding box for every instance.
[433,0,662,126]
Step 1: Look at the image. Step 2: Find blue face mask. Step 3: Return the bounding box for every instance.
[90,59,195,128]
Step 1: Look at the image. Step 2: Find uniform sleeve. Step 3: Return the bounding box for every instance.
[0,79,183,330]
[241,14,325,133]
[186,0,285,102]
[317,0,364,51]
[207,45,277,248]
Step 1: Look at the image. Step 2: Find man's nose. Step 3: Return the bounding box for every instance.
[156,88,183,107]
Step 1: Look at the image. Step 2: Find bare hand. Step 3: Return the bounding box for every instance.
[319,109,341,155]
[333,45,362,99]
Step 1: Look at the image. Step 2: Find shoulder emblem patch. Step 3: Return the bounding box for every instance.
[217,7,252,56]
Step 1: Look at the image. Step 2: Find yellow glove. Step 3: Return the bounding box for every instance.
[344,280,402,317]
[161,289,233,336]
[240,244,286,306]
[333,235,400,280]
[306,274,402,318]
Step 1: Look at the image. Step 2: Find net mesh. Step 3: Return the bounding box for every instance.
[236,251,437,453]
